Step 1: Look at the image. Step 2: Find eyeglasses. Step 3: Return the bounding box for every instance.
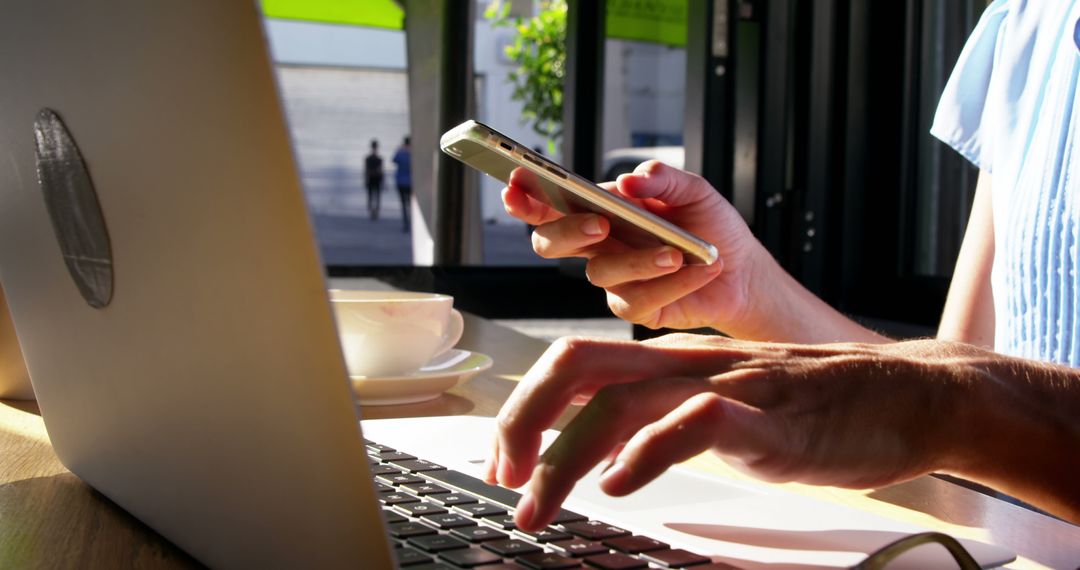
[853,532,980,570]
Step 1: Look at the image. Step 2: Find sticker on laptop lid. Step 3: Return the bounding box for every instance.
[33,108,114,309]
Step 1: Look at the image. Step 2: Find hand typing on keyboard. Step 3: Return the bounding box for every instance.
[366,439,726,569]
[485,335,1009,531]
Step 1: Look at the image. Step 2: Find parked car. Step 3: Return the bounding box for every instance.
[601,146,685,181]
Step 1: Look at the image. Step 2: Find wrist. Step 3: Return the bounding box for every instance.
[942,354,1079,494]
[938,349,1080,523]
[932,354,995,476]
[714,242,789,340]
[722,243,887,343]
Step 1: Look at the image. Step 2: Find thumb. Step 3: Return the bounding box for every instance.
[616,160,718,208]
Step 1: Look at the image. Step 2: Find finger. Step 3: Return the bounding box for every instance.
[707,367,788,409]
[502,185,562,226]
[616,161,718,208]
[530,214,616,259]
[506,167,574,223]
[599,392,778,496]
[482,436,500,485]
[637,335,789,400]
[493,337,675,489]
[517,377,711,530]
[606,262,724,327]
[585,246,684,288]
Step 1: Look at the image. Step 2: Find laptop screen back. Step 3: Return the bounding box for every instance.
[0,1,389,567]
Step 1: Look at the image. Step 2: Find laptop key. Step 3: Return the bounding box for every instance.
[516,527,572,543]
[408,534,471,553]
[450,525,508,543]
[395,547,434,566]
[392,459,447,472]
[549,539,608,558]
[389,522,439,539]
[483,514,518,529]
[458,503,508,518]
[366,442,396,453]
[551,509,588,524]
[382,509,408,524]
[404,483,452,496]
[381,493,421,505]
[483,538,543,557]
[425,469,522,508]
[583,553,647,570]
[397,503,449,517]
[516,552,582,569]
[640,549,712,568]
[374,482,396,493]
[377,473,427,486]
[431,493,479,507]
[421,513,478,529]
[438,547,506,568]
[380,451,418,462]
[602,536,667,554]
[425,469,581,523]
[562,521,631,541]
[371,464,404,476]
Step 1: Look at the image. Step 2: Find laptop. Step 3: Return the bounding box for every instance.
[0,1,1016,568]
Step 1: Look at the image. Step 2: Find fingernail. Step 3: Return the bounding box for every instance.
[482,455,497,484]
[655,249,679,268]
[599,461,630,493]
[581,217,603,236]
[515,491,537,530]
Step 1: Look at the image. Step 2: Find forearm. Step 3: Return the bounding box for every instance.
[937,172,995,348]
[948,355,1080,523]
[724,246,891,344]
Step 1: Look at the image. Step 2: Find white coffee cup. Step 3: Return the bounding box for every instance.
[329,290,464,377]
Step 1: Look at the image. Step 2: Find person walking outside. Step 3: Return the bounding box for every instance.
[364,139,384,220]
[392,136,412,232]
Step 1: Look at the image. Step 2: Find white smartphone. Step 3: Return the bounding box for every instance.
[440,120,719,265]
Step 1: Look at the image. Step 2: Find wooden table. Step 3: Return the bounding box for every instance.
[1,309,1078,568]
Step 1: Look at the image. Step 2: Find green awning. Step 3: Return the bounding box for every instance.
[606,0,688,47]
[260,0,404,30]
[260,0,687,47]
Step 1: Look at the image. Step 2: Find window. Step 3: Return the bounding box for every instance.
[602,0,688,180]
[263,3,414,266]
[475,1,563,266]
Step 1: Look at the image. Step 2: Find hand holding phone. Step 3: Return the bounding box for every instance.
[440,120,718,265]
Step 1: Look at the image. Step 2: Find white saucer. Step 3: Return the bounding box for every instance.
[349,349,493,406]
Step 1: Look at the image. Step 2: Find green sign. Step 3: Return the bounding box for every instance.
[606,0,688,47]
[260,0,404,30]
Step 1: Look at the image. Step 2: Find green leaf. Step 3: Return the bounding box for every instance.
[494,0,566,149]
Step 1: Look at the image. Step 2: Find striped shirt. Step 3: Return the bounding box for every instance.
[932,0,1080,365]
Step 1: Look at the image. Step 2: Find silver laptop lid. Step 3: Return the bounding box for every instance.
[0,1,390,567]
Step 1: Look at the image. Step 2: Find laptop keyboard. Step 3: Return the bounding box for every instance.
[366,440,741,570]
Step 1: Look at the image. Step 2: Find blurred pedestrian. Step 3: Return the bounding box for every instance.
[365,139,384,220]
[392,136,412,232]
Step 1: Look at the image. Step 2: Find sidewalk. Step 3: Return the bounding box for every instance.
[302,168,553,266]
